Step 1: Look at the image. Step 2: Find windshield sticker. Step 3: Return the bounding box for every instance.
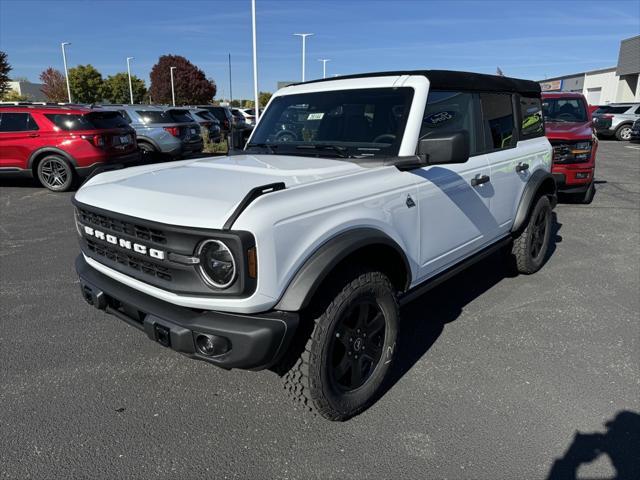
[424,111,455,126]
[307,112,324,120]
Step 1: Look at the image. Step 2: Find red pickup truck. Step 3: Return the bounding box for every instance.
[542,92,597,204]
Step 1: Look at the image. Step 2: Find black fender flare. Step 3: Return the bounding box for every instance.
[512,169,557,233]
[28,147,78,170]
[274,228,411,312]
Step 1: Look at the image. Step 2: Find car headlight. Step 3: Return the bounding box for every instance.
[197,239,236,289]
[574,141,591,151]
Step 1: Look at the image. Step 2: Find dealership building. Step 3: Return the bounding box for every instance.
[539,35,640,105]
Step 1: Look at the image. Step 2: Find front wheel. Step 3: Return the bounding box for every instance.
[510,195,552,274]
[284,271,399,421]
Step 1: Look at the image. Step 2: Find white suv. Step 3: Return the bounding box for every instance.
[74,70,556,421]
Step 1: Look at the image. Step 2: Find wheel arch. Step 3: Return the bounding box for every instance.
[28,147,77,170]
[274,228,411,312]
[511,169,557,233]
[136,136,160,151]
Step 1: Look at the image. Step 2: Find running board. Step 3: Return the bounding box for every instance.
[399,237,512,306]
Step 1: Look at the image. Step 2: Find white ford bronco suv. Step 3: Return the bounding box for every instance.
[74,70,555,420]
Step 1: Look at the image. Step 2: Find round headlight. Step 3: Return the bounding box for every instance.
[197,240,236,289]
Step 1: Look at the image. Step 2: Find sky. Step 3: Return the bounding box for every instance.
[1,0,639,100]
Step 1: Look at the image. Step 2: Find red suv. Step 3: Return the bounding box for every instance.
[0,105,139,192]
[542,92,598,204]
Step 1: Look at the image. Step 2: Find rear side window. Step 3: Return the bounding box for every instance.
[480,93,516,151]
[136,110,193,123]
[519,96,544,139]
[0,112,39,132]
[421,91,480,155]
[167,110,194,123]
[45,112,128,130]
[594,105,631,114]
[118,110,132,123]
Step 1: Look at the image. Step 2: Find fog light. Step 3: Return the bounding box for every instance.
[194,333,231,357]
[576,172,589,179]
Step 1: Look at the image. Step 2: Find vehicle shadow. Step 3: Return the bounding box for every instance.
[379,214,562,403]
[546,410,640,480]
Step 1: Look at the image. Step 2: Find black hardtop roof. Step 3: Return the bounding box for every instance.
[296,70,541,95]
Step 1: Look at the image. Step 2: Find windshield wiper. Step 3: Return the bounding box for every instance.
[295,144,350,158]
[246,143,278,154]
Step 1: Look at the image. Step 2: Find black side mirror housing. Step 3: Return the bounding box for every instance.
[417,130,470,165]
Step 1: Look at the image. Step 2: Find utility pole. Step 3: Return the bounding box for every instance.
[228,53,233,106]
[251,0,260,121]
[61,42,72,103]
[293,33,313,82]
[170,66,176,106]
[126,57,134,104]
[318,58,330,79]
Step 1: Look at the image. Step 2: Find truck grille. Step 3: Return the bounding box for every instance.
[77,207,167,245]
[86,239,172,281]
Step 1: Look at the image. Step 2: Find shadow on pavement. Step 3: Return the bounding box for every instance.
[380,214,562,401]
[547,411,640,480]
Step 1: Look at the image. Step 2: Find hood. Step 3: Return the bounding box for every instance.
[544,121,593,141]
[74,154,363,229]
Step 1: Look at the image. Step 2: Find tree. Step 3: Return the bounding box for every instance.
[1,90,28,102]
[39,67,68,102]
[101,72,147,103]
[258,91,272,108]
[68,64,104,103]
[149,55,216,105]
[0,51,12,97]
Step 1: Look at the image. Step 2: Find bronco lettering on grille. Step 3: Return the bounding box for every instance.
[82,225,165,260]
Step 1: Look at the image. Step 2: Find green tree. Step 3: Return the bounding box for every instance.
[101,72,147,103]
[0,51,12,97]
[68,64,104,103]
[1,90,28,102]
[258,91,272,108]
[39,67,68,102]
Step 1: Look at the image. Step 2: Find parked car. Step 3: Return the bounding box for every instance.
[196,105,233,139]
[187,108,222,143]
[542,92,598,203]
[74,69,556,420]
[630,118,640,143]
[0,104,138,192]
[232,108,256,126]
[230,109,253,148]
[98,105,203,159]
[592,103,640,140]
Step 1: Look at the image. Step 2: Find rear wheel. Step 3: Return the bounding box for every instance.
[510,195,552,274]
[138,142,157,161]
[615,124,632,141]
[36,155,75,192]
[284,270,399,421]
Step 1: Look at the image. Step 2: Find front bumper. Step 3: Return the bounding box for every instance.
[76,255,298,370]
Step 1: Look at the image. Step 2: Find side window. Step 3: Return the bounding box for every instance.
[0,112,39,132]
[634,106,640,114]
[518,96,544,140]
[118,110,132,123]
[421,90,479,155]
[479,93,516,151]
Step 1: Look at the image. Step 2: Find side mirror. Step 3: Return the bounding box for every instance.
[417,130,470,165]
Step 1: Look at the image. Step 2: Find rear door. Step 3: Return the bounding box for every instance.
[414,90,494,281]
[0,112,41,169]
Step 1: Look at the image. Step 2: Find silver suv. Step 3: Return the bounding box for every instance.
[592,103,640,141]
[100,105,203,159]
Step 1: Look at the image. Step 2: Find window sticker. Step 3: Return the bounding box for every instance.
[307,112,324,120]
[424,111,455,127]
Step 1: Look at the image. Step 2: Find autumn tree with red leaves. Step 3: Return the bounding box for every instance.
[39,67,68,102]
[149,55,216,105]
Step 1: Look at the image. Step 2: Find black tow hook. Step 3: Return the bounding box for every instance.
[80,284,107,310]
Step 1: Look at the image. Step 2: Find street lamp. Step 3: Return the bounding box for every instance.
[61,42,72,103]
[170,66,176,106]
[126,57,134,104]
[318,58,330,79]
[251,0,259,122]
[293,33,313,82]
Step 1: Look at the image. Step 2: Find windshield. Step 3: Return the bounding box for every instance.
[542,98,588,123]
[247,87,414,158]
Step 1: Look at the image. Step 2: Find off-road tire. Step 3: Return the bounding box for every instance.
[284,271,399,421]
[511,195,552,274]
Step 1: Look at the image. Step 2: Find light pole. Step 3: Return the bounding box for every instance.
[293,33,313,82]
[126,57,134,104]
[170,66,176,106]
[251,0,259,122]
[228,53,233,107]
[61,42,72,103]
[318,58,330,79]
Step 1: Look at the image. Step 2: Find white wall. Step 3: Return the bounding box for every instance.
[582,69,619,105]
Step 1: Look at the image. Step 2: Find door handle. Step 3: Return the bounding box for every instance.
[516,162,529,173]
[471,174,490,187]
[28,133,39,138]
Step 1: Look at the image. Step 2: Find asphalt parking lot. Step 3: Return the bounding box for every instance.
[1,140,638,480]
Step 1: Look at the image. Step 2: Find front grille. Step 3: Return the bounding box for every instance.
[551,141,590,164]
[77,207,167,245]
[86,239,172,281]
